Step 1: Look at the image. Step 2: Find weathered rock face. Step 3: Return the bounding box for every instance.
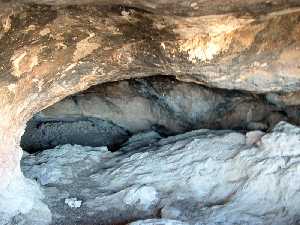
[9,0,300,16]
[0,0,300,224]
[20,122,300,225]
[21,76,286,152]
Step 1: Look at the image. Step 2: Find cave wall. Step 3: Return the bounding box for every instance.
[0,0,300,223]
[21,76,286,152]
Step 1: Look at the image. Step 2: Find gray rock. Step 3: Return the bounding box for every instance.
[21,118,130,153]
[129,219,191,225]
[21,122,300,225]
[21,76,284,152]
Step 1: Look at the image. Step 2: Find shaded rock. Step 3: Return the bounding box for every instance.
[119,131,162,153]
[21,117,130,153]
[266,92,300,107]
[21,122,300,225]
[35,76,284,133]
[21,76,285,152]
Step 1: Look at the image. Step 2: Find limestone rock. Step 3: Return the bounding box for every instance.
[129,219,190,225]
[20,122,300,225]
[1,1,300,224]
[0,177,51,225]
[245,130,265,145]
[21,76,284,152]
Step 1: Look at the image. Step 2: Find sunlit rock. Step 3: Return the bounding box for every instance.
[20,122,300,225]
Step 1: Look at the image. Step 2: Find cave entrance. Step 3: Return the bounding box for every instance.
[19,75,296,225]
[21,75,286,154]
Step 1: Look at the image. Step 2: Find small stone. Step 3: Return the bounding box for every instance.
[246,130,265,145]
[65,197,82,208]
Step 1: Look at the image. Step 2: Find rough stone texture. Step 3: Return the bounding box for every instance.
[10,0,300,17]
[21,118,130,152]
[20,122,300,225]
[21,76,285,152]
[0,178,51,225]
[129,219,190,225]
[0,0,300,223]
[266,92,300,107]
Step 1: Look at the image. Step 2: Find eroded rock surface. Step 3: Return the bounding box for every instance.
[0,175,51,225]
[21,76,285,152]
[21,122,300,225]
[21,118,130,152]
[129,219,190,225]
[11,0,300,17]
[0,1,300,224]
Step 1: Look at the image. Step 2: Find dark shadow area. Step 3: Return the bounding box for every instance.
[21,75,297,154]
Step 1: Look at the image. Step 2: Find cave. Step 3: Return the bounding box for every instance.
[1,1,300,225]
[17,76,300,225]
[20,75,290,154]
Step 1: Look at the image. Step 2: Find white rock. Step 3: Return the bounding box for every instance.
[0,175,52,225]
[65,198,82,208]
[245,130,265,146]
[123,186,159,210]
[21,122,300,225]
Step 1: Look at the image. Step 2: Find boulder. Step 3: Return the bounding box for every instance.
[20,122,300,225]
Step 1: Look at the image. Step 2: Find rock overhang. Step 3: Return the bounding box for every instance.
[0,0,300,224]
